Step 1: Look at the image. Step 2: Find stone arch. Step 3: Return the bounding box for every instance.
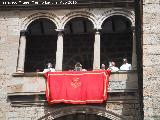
[99,8,135,69]
[99,8,135,29]
[38,106,126,120]
[61,11,97,29]
[21,12,60,30]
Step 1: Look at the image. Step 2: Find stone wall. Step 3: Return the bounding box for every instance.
[0,11,19,120]
[106,103,140,120]
[7,107,44,120]
[143,0,160,119]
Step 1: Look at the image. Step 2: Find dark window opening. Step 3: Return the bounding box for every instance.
[101,15,133,68]
[63,17,94,71]
[24,18,57,72]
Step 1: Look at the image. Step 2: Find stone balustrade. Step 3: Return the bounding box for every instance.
[8,70,138,94]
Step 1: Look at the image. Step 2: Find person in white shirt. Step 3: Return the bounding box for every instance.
[108,61,119,72]
[120,58,131,70]
[43,62,55,73]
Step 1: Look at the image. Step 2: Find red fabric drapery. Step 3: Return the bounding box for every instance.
[45,70,110,104]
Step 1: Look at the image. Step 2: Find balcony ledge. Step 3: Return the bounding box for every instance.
[12,70,137,77]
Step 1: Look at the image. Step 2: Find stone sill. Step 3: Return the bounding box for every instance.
[8,91,45,96]
[8,90,138,106]
[9,70,138,95]
[12,72,44,77]
[12,70,137,77]
[8,89,138,97]
[10,100,139,107]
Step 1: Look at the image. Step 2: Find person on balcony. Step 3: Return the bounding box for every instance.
[120,58,131,70]
[43,62,55,73]
[74,62,82,71]
[108,61,119,72]
[101,64,106,70]
[74,62,87,71]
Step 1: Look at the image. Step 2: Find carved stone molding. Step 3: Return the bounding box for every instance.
[21,12,60,30]
[38,106,126,120]
[61,11,98,29]
[98,8,135,29]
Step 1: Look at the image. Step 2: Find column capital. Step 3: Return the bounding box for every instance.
[20,30,27,36]
[56,29,64,32]
[56,29,64,35]
[131,26,135,32]
[94,28,102,34]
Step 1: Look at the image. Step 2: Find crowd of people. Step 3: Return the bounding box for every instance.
[106,58,131,72]
[43,58,132,73]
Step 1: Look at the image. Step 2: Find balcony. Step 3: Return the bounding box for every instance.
[8,70,138,106]
[0,0,134,10]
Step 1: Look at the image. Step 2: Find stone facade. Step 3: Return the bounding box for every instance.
[0,6,144,120]
[143,0,160,119]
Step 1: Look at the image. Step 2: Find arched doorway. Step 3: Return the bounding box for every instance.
[63,17,94,71]
[54,114,111,120]
[38,106,126,120]
[24,18,57,72]
[101,15,133,68]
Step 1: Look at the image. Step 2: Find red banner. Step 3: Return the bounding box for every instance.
[45,70,110,104]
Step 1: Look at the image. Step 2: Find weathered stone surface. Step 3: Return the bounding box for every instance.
[143,33,160,45]
[105,103,139,119]
[143,45,160,55]
[6,107,45,120]
[143,55,160,68]
[143,4,160,14]
[143,67,160,78]
[143,0,160,4]
[143,0,160,119]
[144,81,160,97]
[143,13,160,25]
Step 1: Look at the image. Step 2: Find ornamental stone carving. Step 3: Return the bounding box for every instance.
[38,106,126,120]
[20,12,60,30]
[98,8,135,29]
[61,11,98,29]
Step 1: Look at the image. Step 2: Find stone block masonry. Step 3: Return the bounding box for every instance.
[143,0,160,119]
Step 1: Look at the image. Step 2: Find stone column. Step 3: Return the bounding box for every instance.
[17,30,27,72]
[55,29,63,71]
[93,29,101,70]
[132,27,137,70]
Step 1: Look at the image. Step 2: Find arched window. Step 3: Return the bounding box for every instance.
[101,15,133,68]
[63,17,94,71]
[24,18,57,72]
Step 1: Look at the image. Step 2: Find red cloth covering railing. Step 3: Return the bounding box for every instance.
[44,70,111,104]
